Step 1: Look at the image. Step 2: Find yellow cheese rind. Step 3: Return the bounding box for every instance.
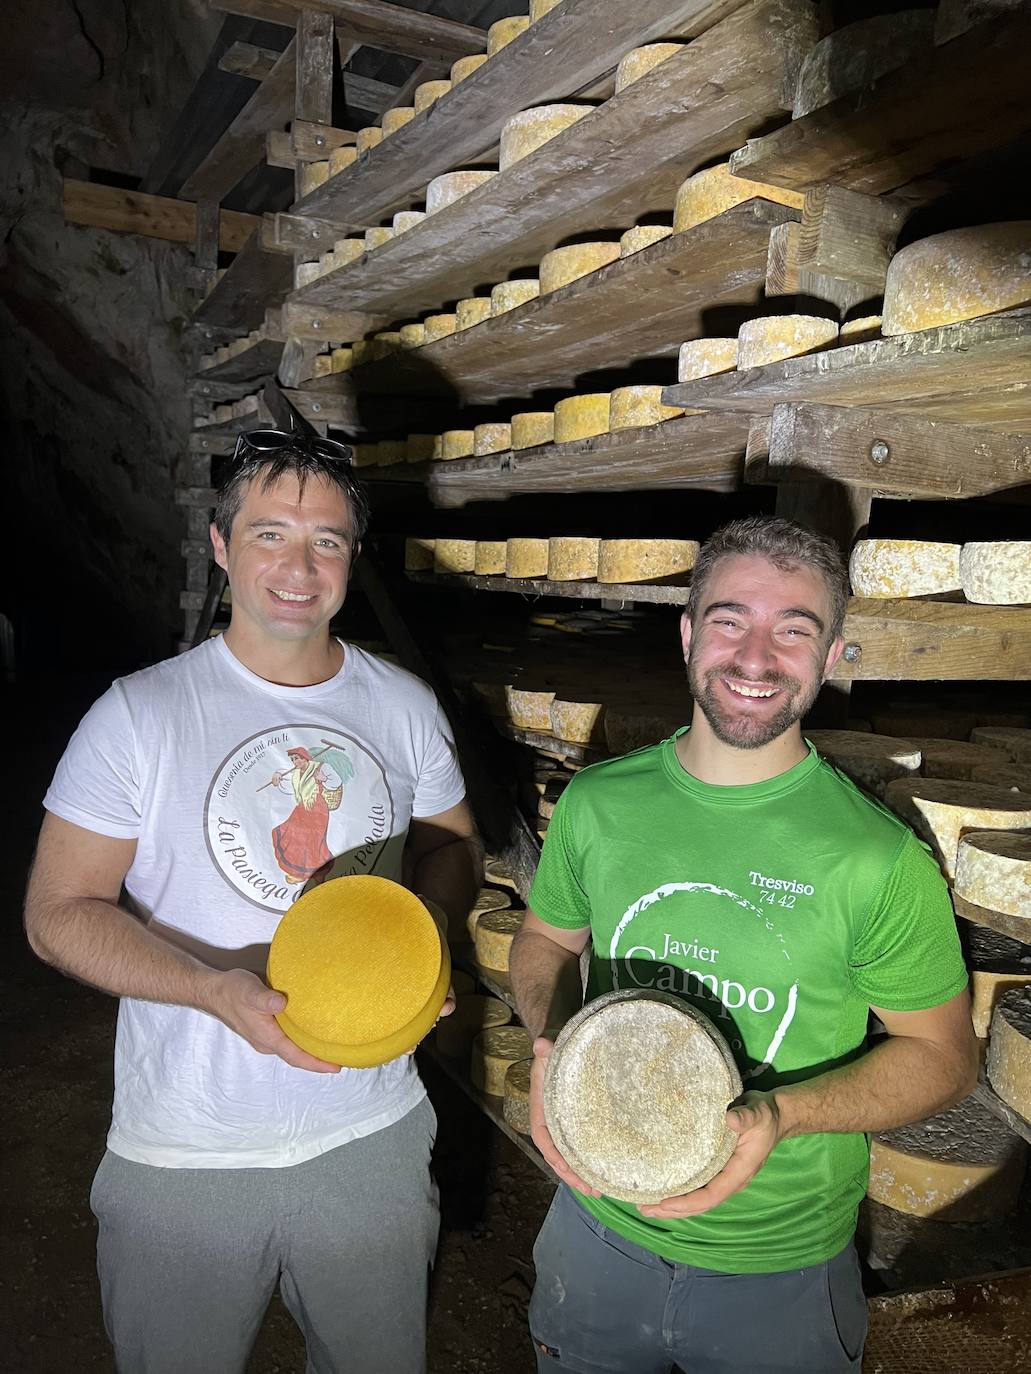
[364,226,394,251]
[511,411,555,449]
[867,1133,1025,1222]
[414,79,451,114]
[955,832,1031,919]
[382,106,415,136]
[375,438,405,464]
[505,685,555,730]
[474,541,508,576]
[737,315,839,370]
[673,163,805,233]
[487,16,529,56]
[882,224,1031,336]
[404,537,435,571]
[959,542,1031,605]
[451,53,487,84]
[471,1025,534,1096]
[678,338,738,382]
[491,279,539,315]
[499,104,592,170]
[332,237,365,267]
[620,225,673,256]
[608,385,684,431]
[441,430,475,460]
[423,313,457,342]
[330,346,353,372]
[840,315,882,343]
[298,161,330,196]
[400,322,427,348]
[530,0,562,18]
[598,539,699,584]
[614,42,686,93]
[435,994,511,1058]
[475,909,525,973]
[425,170,496,214]
[987,988,1031,1121]
[553,394,610,443]
[393,210,425,235]
[503,1058,533,1133]
[474,423,512,456]
[329,145,358,175]
[848,540,962,598]
[406,434,436,464]
[456,297,492,330]
[548,537,601,582]
[551,698,605,744]
[539,242,620,294]
[433,538,476,574]
[356,126,382,154]
[882,779,1031,879]
[506,538,550,579]
[970,970,1031,1038]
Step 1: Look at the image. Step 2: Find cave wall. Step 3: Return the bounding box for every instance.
[0,0,222,677]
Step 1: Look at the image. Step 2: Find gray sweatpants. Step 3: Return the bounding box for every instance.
[89,1097,439,1374]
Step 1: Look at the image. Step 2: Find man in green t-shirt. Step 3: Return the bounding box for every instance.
[510,516,977,1374]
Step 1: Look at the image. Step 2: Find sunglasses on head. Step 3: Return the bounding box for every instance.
[229,428,354,468]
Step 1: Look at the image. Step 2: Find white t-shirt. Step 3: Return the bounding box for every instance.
[44,636,466,1169]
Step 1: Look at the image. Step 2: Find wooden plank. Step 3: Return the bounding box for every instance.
[290,201,795,401]
[195,337,285,383]
[212,0,487,63]
[663,313,1031,434]
[62,179,260,253]
[729,11,1031,196]
[290,119,356,159]
[341,71,401,115]
[295,10,334,125]
[291,0,806,227]
[261,209,349,253]
[834,600,1031,682]
[765,404,1031,499]
[194,197,220,275]
[496,722,605,765]
[180,38,297,202]
[217,40,282,79]
[191,227,295,339]
[407,571,692,607]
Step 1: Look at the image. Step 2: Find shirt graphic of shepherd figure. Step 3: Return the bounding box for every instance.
[268,744,355,883]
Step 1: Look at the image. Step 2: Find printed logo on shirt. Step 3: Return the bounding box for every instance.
[203,723,395,912]
[608,881,799,1079]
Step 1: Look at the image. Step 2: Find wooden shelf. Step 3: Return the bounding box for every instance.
[729,10,1031,199]
[664,313,1031,434]
[195,338,284,385]
[191,229,294,341]
[835,600,1031,682]
[290,0,807,232]
[495,721,606,764]
[407,570,691,606]
[972,1074,1031,1149]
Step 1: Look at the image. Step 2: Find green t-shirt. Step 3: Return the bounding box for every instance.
[528,730,968,1274]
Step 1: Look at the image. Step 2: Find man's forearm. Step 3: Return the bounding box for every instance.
[413,834,482,928]
[509,928,583,1039]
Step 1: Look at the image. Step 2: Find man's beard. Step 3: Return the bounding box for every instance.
[687,656,822,750]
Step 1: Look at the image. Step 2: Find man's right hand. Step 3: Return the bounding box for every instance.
[207,968,342,1074]
[529,1036,601,1196]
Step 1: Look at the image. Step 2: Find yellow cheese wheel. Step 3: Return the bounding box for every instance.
[375,438,405,465]
[474,541,508,576]
[329,145,358,175]
[491,279,539,315]
[425,170,496,214]
[959,542,1031,605]
[914,739,1007,781]
[609,385,684,430]
[435,994,512,1058]
[848,540,962,598]
[882,224,1031,336]
[987,987,1031,1121]
[414,79,451,114]
[351,443,379,467]
[310,354,333,377]
[364,226,394,251]
[956,832,1031,920]
[673,162,805,233]
[530,0,562,18]
[499,104,592,170]
[736,315,839,369]
[371,334,402,362]
[504,1058,533,1133]
[620,224,673,256]
[840,315,882,343]
[793,11,935,118]
[614,42,686,93]
[678,338,738,382]
[392,209,425,235]
[484,857,519,891]
[298,161,330,196]
[433,538,476,573]
[548,537,601,582]
[506,538,550,579]
[456,297,492,330]
[474,422,512,455]
[551,698,606,744]
[882,779,1031,879]
[511,411,555,449]
[807,730,922,793]
[487,16,529,55]
[332,237,365,267]
[465,885,513,940]
[472,1025,534,1096]
[266,876,450,1067]
[553,394,610,442]
[356,126,382,154]
[295,261,321,288]
[970,726,1031,763]
[451,53,488,84]
[406,434,436,464]
[350,340,372,367]
[505,684,555,730]
[382,106,415,136]
[539,241,620,294]
[440,430,475,460]
[423,313,457,343]
[330,346,353,372]
[400,323,427,348]
[404,537,435,571]
[970,762,1028,791]
[598,539,699,584]
[475,908,525,972]
[971,969,1031,1038]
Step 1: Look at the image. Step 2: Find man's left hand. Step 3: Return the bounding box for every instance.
[637,1090,783,1219]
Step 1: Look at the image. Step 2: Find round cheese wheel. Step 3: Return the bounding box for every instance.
[793,11,935,118]
[436,994,512,1058]
[914,739,1009,781]
[499,104,592,170]
[456,297,492,330]
[406,434,435,464]
[506,538,550,579]
[382,106,415,136]
[425,170,496,214]
[484,856,519,891]
[364,226,394,251]
[551,698,605,745]
[678,337,738,382]
[959,542,1031,605]
[530,0,562,18]
[414,79,451,114]
[474,540,508,575]
[807,730,922,793]
[266,876,450,1067]
[882,778,1031,879]
[539,241,620,294]
[375,438,405,465]
[472,1025,534,1096]
[399,322,426,348]
[987,986,1031,1120]
[440,430,475,461]
[544,990,742,1204]
[475,908,524,972]
[487,15,529,55]
[299,161,330,196]
[620,224,673,256]
[553,394,610,443]
[882,224,1031,336]
[474,422,512,455]
[330,346,353,372]
[970,762,1029,791]
[423,313,457,343]
[673,162,805,233]
[548,537,601,582]
[956,832,1031,920]
[609,385,684,430]
[451,53,487,84]
[970,726,1031,763]
[614,42,686,93]
[491,279,540,315]
[392,210,425,235]
[433,538,475,573]
[332,237,365,267]
[849,540,962,598]
[598,539,699,584]
[329,145,358,175]
[295,261,321,288]
[839,314,882,343]
[505,684,555,730]
[736,315,839,370]
[504,1057,533,1133]
[511,411,555,449]
[356,126,382,154]
[970,969,1031,1038]
[404,537,435,571]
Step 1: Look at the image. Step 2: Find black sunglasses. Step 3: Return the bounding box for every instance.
[230,428,354,468]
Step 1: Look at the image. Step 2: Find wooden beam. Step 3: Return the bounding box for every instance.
[180,37,297,202]
[765,403,1031,499]
[63,179,260,253]
[210,0,486,63]
[341,71,400,114]
[191,227,295,338]
[217,40,282,79]
[266,129,295,168]
[295,9,334,125]
[262,209,349,253]
[290,119,356,160]
[834,600,1031,681]
[797,185,907,294]
[195,197,220,272]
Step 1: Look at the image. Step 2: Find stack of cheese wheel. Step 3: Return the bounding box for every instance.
[475,908,524,973]
[504,1058,533,1134]
[499,105,593,170]
[959,543,1031,605]
[868,1094,1026,1222]
[436,993,512,1059]
[543,989,742,1203]
[793,11,935,118]
[882,224,1031,336]
[466,886,511,944]
[673,162,804,233]
[807,731,922,794]
[472,1024,534,1096]
[882,779,1031,879]
[598,539,699,585]
[848,541,962,598]
[962,920,1031,1040]
[988,986,1031,1121]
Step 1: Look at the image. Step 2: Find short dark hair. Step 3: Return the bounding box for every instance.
[687,516,849,640]
[214,443,370,553]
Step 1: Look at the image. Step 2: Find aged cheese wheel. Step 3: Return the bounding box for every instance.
[351,443,379,468]
[436,994,512,1058]
[433,538,476,574]
[441,430,475,460]
[868,1093,1026,1221]
[548,537,601,582]
[620,224,673,256]
[971,969,1031,1038]
[425,170,496,214]
[882,779,1031,879]
[848,540,962,598]
[474,422,512,455]
[451,53,487,84]
[423,313,457,343]
[381,106,415,137]
[299,161,330,196]
[505,685,555,730]
[959,542,1031,605]
[356,126,382,154]
[295,261,321,288]
[882,224,1031,336]
[554,394,610,443]
[406,434,436,464]
[840,315,882,343]
[544,989,742,1204]
[309,355,333,378]
[914,739,1007,781]
[678,337,738,381]
[551,698,606,745]
[404,537,435,571]
[511,411,555,449]
[267,876,450,1068]
[475,908,525,973]
[350,340,372,367]
[807,730,922,792]
[414,79,451,114]
[332,237,365,267]
[970,762,1028,790]
[793,11,935,118]
[609,386,684,430]
[400,322,427,348]
[487,15,529,55]
[673,162,805,234]
[506,538,550,579]
[375,438,406,465]
[491,279,540,315]
[987,986,1031,1120]
[465,885,513,941]
[364,226,394,251]
[504,1058,533,1134]
[598,539,699,584]
[472,1025,534,1096]
[956,832,1031,920]
[614,42,687,93]
[737,315,839,370]
[970,726,1031,763]
[539,241,620,294]
[393,209,426,235]
[484,856,519,891]
[330,346,353,372]
[372,331,402,359]
[474,540,508,575]
[499,104,592,170]
[530,0,562,18]
[456,296,492,330]
[329,145,358,175]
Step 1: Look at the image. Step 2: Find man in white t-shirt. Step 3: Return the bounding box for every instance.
[25,431,482,1373]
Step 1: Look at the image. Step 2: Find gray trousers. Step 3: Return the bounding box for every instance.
[90,1097,439,1374]
[529,1186,867,1374]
